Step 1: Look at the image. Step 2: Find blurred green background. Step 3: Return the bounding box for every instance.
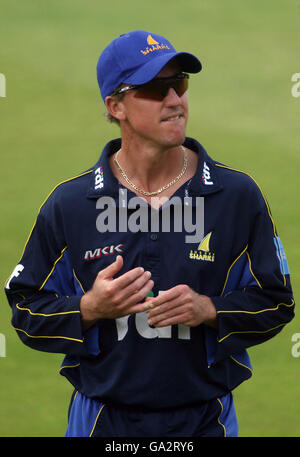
[0,0,299,437]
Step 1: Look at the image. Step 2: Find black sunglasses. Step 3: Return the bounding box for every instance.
[111,73,189,101]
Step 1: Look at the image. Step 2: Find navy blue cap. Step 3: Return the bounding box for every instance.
[97,30,202,101]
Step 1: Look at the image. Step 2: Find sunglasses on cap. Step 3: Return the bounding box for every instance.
[110,73,189,100]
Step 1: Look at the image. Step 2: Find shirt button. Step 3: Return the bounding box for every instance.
[150,233,158,241]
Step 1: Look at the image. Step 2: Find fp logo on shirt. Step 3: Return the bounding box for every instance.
[94,166,104,190]
[202,162,213,185]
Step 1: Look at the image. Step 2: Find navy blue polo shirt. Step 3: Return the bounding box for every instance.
[5,137,294,409]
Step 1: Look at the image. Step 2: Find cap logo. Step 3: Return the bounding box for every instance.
[147,35,159,45]
[140,34,171,56]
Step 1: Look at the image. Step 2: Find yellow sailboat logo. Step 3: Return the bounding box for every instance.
[147,35,159,45]
[197,232,212,252]
[189,232,215,262]
[140,35,170,56]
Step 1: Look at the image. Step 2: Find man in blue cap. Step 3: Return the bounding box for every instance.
[5,30,294,438]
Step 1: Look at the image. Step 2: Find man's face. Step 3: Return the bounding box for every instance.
[118,60,189,150]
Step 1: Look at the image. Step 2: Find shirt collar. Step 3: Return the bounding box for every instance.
[86,137,223,202]
[86,138,122,200]
[183,137,223,198]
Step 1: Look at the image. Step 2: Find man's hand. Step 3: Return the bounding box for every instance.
[145,285,217,329]
[80,255,154,330]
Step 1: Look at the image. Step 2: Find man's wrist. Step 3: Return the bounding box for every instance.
[80,293,99,331]
[202,296,218,328]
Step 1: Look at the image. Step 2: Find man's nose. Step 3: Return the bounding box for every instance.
[164,87,182,104]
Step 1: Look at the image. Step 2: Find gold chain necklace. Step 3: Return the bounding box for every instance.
[113,146,188,196]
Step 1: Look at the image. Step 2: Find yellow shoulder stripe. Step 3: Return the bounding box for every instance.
[215,163,276,236]
[73,269,86,293]
[220,245,248,296]
[39,246,68,290]
[246,251,262,289]
[17,170,93,262]
[216,163,287,286]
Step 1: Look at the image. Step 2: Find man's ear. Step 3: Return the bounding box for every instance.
[105,96,126,122]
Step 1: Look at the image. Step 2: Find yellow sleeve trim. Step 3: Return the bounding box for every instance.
[216,398,226,437]
[217,299,294,315]
[218,322,285,344]
[16,303,80,317]
[230,355,253,374]
[13,326,84,343]
[60,363,80,371]
[89,404,106,437]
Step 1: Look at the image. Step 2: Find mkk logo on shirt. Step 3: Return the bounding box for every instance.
[84,244,124,261]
